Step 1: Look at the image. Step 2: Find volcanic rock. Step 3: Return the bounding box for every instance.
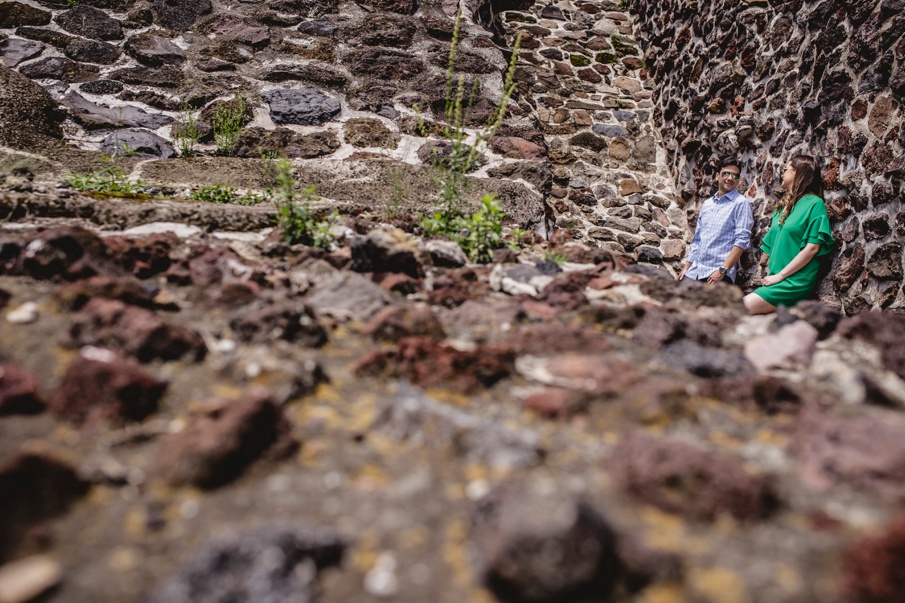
[47,348,167,425]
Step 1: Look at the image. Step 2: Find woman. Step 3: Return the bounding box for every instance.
[743,155,835,315]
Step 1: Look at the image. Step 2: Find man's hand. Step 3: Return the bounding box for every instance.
[677,264,690,281]
[761,274,785,286]
[706,269,724,284]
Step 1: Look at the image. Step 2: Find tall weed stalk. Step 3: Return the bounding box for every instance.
[417,7,522,261]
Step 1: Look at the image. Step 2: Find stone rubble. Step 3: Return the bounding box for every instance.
[0,0,904,602]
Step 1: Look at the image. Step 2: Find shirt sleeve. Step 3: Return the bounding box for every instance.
[686,210,702,263]
[804,201,835,255]
[732,200,754,250]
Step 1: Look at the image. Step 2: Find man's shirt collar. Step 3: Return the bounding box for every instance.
[712,188,742,203]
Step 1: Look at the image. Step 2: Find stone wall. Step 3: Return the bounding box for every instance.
[631,0,905,313]
[1,0,694,270]
[490,0,689,263]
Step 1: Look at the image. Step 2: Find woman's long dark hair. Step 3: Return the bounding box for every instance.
[779,155,823,225]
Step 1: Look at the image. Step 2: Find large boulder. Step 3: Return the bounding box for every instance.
[0,65,63,149]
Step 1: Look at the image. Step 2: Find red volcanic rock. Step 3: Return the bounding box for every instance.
[833,244,865,291]
[0,363,43,416]
[103,233,175,278]
[697,375,803,414]
[67,298,207,363]
[18,226,120,281]
[361,304,445,342]
[490,136,546,160]
[535,272,591,311]
[229,298,328,347]
[505,323,611,355]
[843,514,905,603]
[0,446,90,560]
[158,388,297,489]
[48,349,167,425]
[471,485,619,603]
[795,404,905,501]
[523,387,584,419]
[54,275,156,310]
[837,310,905,380]
[535,354,641,395]
[188,247,260,287]
[355,336,515,394]
[607,431,775,521]
[427,268,491,308]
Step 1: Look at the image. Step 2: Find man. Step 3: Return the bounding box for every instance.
[677,158,754,284]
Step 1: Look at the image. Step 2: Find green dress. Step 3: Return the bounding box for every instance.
[754,194,835,307]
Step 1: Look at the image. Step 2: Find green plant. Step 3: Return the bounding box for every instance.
[417,8,522,214]
[420,194,506,263]
[385,166,411,220]
[173,103,200,158]
[412,9,522,262]
[212,95,248,156]
[505,227,527,252]
[544,250,567,265]
[269,159,338,249]
[191,183,263,205]
[279,203,339,250]
[268,156,297,204]
[65,155,142,194]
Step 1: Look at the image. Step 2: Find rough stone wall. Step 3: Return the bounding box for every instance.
[1,0,693,270]
[631,0,905,314]
[490,0,689,264]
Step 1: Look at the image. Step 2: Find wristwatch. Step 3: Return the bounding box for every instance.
[718,267,728,275]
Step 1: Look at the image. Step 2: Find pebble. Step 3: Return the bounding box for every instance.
[0,555,62,603]
[364,552,399,598]
[120,222,202,238]
[6,302,38,324]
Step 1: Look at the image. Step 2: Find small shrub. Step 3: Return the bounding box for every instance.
[416,8,522,217]
[279,202,339,250]
[385,166,411,220]
[65,156,142,194]
[544,250,567,265]
[270,158,338,249]
[173,103,200,158]
[420,194,507,263]
[212,95,248,156]
[191,184,264,205]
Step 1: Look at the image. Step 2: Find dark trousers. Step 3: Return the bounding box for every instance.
[697,276,734,284]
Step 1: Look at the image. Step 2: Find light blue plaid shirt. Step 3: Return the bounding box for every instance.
[685,189,753,283]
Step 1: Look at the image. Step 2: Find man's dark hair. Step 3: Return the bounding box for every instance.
[719,157,741,171]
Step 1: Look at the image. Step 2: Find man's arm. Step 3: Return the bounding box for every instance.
[705,245,744,284]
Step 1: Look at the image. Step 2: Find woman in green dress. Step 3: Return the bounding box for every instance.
[743,155,835,315]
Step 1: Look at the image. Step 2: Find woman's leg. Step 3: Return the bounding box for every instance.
[743,292,777,315]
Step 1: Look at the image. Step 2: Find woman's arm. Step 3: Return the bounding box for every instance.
[761,243,820,286]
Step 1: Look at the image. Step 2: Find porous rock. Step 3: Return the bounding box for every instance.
[47,348,167,425]
[606,430,775,521]
[66,297,207,363]
[157,388,296,489]
[471,484,620,603]
[262,87,341,126]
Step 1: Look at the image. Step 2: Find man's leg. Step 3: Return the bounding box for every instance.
[696,276,734,284]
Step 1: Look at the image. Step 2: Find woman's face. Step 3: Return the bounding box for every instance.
[781,163,796,190]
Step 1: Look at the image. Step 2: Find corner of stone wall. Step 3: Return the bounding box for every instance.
[631,0,905,314]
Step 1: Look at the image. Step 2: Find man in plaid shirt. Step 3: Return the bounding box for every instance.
[677,158,753,284]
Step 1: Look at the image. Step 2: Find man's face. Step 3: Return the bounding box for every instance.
[718,166,740,194]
